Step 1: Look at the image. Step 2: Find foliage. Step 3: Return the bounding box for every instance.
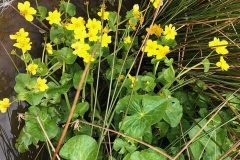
[3,0,240,159]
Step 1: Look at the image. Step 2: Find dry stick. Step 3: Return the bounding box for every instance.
[78,120,174,160]
[219,139,240,160]
[173,89,239,160]
[207,86,240,121]
[51,61,92,160]
[36,117,61,160]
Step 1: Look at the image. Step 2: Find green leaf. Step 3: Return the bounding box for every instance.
[202,58,210,73]
[16,106,59,152]
[140,76,156,92]
[128,149,167,160]
[60,2,76,16]
[14,74,46,105]
[162,97,182,127]
[113,138,137,154]
[33,59,48,76]
[73,102,89,118]
[56,47,77,64]
[116,95,168,138]
[60,135,98,160]
[37,6,47,21]
[108,12,118,31]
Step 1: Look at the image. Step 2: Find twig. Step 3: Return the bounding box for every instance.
[51,59,93,160]
[36,117,60,160]
[219,139,240,160]
[173,89,239,159]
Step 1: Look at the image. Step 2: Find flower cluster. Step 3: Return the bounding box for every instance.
[18,1,36,22]
[64,15,111,62]
[209,37,229,71]
[144,40,170,60]
[0,98,11,113]
[10,28,32,53]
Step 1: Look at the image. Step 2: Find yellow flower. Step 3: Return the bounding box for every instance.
[132,4,141,19]
[74,28,87,42]
[155,45,170,60]
[97,8,109,20]
[10,28,32,53]
[71,41,90,57]
[216,56,229,71]
[46,10,61,25]
[36,77,48,92]
[46,43,53,54]
[86,18,102,33]
[0,98,11,113]
[10,28,29,40]
[143,40,159,57]
[66,17,85,30]
[82,54,95,63]
[163,24,177,40]
[18,1,36,21]
[101,33,111,47]
[27,63,38,75]
[128,74,137,88]
[146,24,163,37]
[209,37,228,55]
[124,36,132,44]
[88,30,99,42]
[150,0,163,8]
[13,37,32,53]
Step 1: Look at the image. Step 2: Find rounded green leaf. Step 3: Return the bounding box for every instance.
[60,135,98,160]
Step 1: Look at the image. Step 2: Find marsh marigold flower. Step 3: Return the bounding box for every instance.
[97,8,109,20]
[10,28,29,40]
[101,33,111,47]
[86,18,102,33]
[10,28,32,53]
[164,24,177,40]
[36,77,48,92]
[144,40,159,57]
[216,56,229,71]
[155,45,170,60]
[0,98,11,113]
[74,28,87,42]
[18,1,36,21]
[124,36,131,44]
[46,10,61,25]
[209,37,228,55]
[71,41,90,57]
[46,43,53,54]
[27,63,38,75]
[66,17,85,30]
[146,24,163,37]
[13,37,32,53]
[88,30,99,42]
[150,0,163,8]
